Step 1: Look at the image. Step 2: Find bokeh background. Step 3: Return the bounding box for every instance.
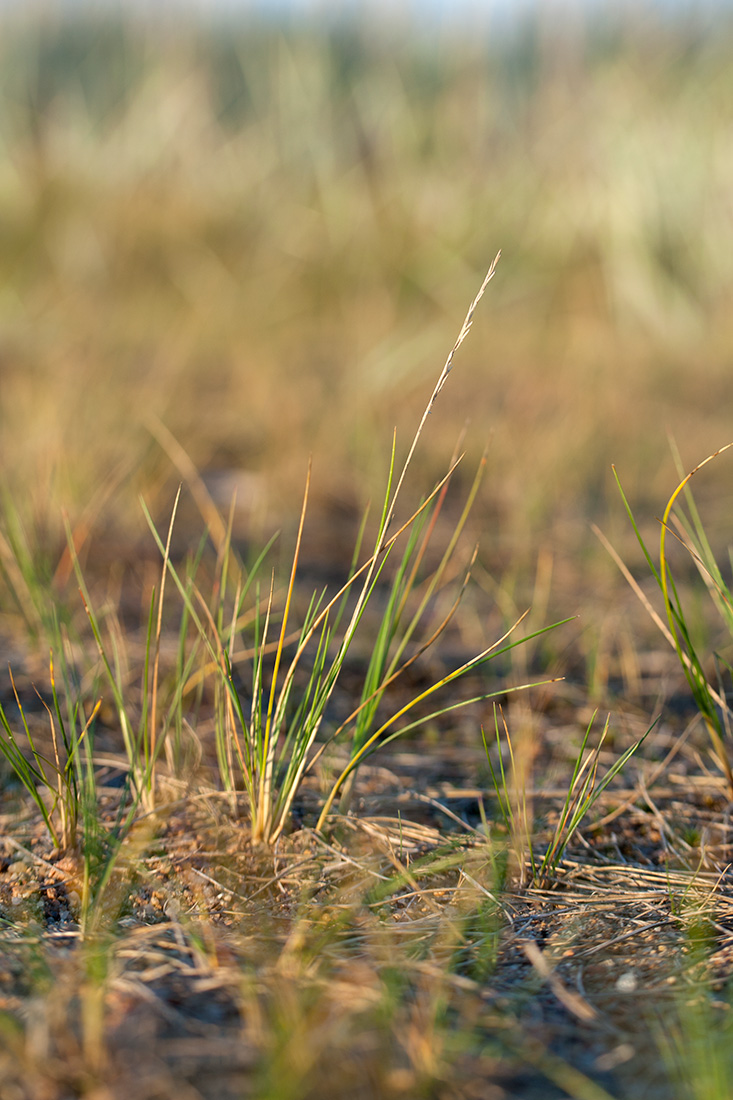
[1,0,733,682]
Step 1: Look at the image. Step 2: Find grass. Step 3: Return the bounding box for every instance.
[0,259,566,855]
[484,706,653,888]
[613,444,733,794]
[2,7,733,1100]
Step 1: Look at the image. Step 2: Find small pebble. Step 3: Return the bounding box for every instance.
[616,970,638,993]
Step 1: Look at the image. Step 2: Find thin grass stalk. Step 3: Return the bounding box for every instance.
[307,550,485,817]
[185,579,246,797]
[256,461,455,744]
[610,463,733,794]
[35,690,72,850]
[0,689,58,844]
[224,648,256,802]
[139,590,156,781]
[327,276,496,809]
[49,641,97,839]
[275,592,330,762]
[215,495,239,634]
[270,613,334,831]
[502,706,535,883]
[538,716,652,883]
[315,615,565,830]
[146,413,236,570]
[350,513,425,738]
[214,675,233,796]
[482,711,512,832]
[340,451,488,810]
[484,707,652,886]
[668,437,733,635]
[64,519,141,786]
[327,258,500,711]
[264,262,498,811]
[483,704,535,878]
[670,517,733,629]
[538,716,601,880]
[394,443,486,640]
[250,578,273,790]
[171,585,196,775]
[148,486,181,803]
[0,489,53,640]
[374,253,500,564]
[253,474,460,841]
[141,502,235,699]
[263,463,311,742]
[0,526,42,639]
[212,500,245,801]
[178,532,279,690]
[215,573,244,796]
[65,700,100,851]
[659,446,733,793]
[333,678,559,781]
[320,548,480,786]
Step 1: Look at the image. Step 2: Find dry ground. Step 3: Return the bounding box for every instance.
[0,604,732,1100]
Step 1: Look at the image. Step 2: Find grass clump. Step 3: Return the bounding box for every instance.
[612,444,733,795]
[140,253,563,844]
[0,658,98,853]
[0,253,563,855]
[484,706,651,888]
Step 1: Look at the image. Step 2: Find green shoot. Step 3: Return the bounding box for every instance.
[485,706,651,886]
[613,447,733,795]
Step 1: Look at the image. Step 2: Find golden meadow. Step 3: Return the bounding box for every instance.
[2,11,732,573]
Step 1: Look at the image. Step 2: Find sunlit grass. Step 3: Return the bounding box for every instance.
[0,258,564,850]
[611,446,733,787]
[2,9,733,1100]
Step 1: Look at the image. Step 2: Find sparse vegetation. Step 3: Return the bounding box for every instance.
[1,7,733,1100]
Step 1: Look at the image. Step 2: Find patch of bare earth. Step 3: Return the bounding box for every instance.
[0,692,732,1100]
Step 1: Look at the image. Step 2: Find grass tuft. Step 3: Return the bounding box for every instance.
[612,445,733,794]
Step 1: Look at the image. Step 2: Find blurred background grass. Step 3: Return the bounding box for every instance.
[1,2,732,636]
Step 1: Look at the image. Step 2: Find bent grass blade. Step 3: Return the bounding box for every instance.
[611,447,733,795]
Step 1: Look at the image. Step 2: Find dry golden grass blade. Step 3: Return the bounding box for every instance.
[375,252,501,562]
[522,938,598,1023]
[594,520,732,723]
[145,414,233,562]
